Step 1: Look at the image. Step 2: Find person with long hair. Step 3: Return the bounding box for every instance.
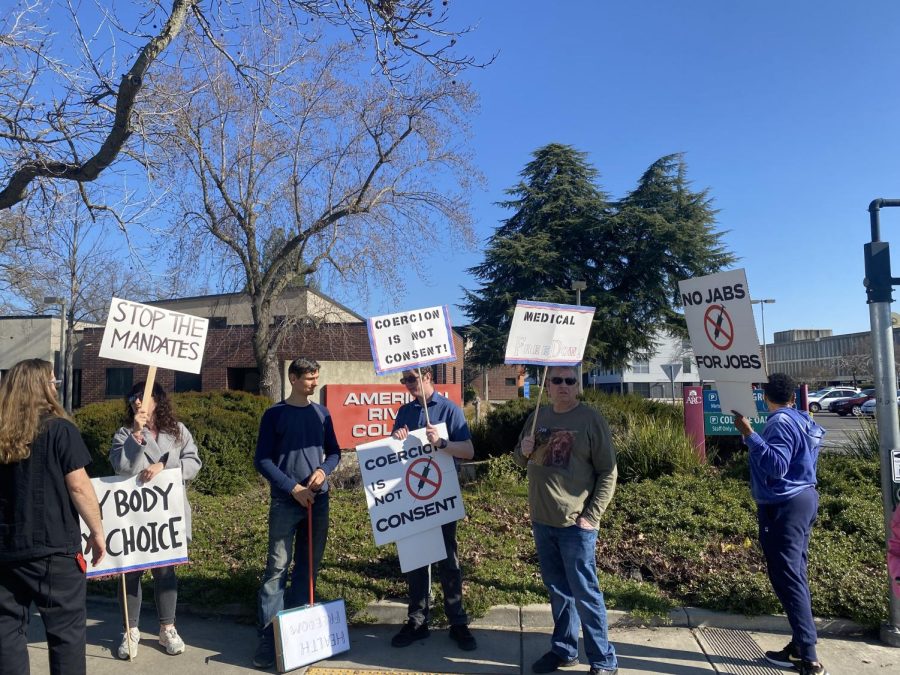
[109,381,201,660]
[0,358,105,675]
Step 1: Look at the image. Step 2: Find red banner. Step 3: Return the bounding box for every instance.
[322,384,463,449]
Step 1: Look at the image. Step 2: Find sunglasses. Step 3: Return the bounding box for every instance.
[399,376,420,384]
[550,377,577,386]
[50,378,62,387]
[127,393,147,405]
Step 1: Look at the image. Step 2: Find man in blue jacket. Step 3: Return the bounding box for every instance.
[734,373,829,675]
[252,358,341,669]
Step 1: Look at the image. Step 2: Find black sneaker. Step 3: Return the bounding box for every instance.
[448,624,477,651]
[252,631,275,669]
[798,660,829,675]
[531,650,579,673]
[764,641,800,669]
[391,620,430,647]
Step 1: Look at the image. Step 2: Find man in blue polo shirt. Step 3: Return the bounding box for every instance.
[389,367,476,652]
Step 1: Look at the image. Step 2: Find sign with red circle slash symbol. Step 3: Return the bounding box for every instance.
[704,304,734,351]
[405,456,442,501]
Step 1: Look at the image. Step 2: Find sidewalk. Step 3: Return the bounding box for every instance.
[22,599,900,674]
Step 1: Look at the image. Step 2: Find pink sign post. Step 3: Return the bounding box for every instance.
[683,385,706,462]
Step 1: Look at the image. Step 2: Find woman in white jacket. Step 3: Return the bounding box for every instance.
[109,381,201,659]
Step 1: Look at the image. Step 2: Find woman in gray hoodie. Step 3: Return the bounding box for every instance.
[109,381,201,659]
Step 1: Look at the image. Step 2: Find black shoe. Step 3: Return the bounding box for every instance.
[448,624,477,651]
[764,641,800,669]
[252,631,275,669]
[532,650,579,673]
[391,620,430,647]
[589,669,618,675]
[798,660,829,675]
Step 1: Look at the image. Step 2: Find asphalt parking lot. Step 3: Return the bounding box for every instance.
[812,410,873,450]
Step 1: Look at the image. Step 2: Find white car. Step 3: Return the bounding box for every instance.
[807,387,860,413]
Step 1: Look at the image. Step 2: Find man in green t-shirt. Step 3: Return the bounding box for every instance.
[514,365,618,675]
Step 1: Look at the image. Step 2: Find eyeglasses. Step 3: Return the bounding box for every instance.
[127,393,143,405]
[550,377,577,386]
[399,376,420,384]
[49,378,62,387]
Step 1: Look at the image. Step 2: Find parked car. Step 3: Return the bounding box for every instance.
[807,387,861,413]
[831,389,875,416]
[861,391,900,417]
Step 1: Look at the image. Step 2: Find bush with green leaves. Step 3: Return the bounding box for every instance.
[613,413,706,482]
[471,391,690,481]
[74,390,271,496]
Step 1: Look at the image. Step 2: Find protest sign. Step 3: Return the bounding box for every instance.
[504,300,596,366]
[355,424,464,547]
[80,470,188,578]
[395,525,447,573]
[99,297,209,374]
[275,599,350,672]
[366,305,456,375]
[678,269,761,417]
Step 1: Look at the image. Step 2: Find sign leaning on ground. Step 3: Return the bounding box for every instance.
[678,269,762,417]
[99,297,209,373]
[275,598,350,672]
[366,305,456,375]
[505,300,596,366]
[80,470,188,578]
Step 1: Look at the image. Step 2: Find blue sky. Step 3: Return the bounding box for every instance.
[380,0,900,343]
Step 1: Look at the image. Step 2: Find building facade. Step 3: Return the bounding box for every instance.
[589,333,699,398]
[77,288,465,405]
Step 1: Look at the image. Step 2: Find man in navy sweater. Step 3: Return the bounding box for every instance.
[734,373,829,675]
[252,358,341,669]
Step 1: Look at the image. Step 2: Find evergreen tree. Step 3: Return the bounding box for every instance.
[462,146,734,368]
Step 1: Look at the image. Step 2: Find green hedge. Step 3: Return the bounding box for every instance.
[471,392,686,464]
[74,390,271,496]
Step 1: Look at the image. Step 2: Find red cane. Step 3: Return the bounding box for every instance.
[307,500,314,606]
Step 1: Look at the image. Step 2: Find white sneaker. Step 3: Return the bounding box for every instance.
[117,627,140,659]
[159,625,186,655]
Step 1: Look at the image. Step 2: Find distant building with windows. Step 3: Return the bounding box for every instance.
[588,332,698,398]
[766,328,883,386]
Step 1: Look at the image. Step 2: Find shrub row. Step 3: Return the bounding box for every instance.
[74,390,271,496]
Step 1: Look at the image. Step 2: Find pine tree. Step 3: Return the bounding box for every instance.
[462,146,734,368]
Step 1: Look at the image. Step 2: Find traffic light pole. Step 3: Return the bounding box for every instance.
[864,198,900,647]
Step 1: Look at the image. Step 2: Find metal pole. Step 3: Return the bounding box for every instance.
[864,198,900,646]
[760,302,768,375]
[60,299,68,412]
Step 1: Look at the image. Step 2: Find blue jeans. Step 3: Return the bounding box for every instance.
[532,522,617,671]
[257,491,329,634]
[758,488,819,662]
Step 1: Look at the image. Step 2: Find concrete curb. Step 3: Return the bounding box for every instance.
[347,599,869,637]
[87,594,869,637]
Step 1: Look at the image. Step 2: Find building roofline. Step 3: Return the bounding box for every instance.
[145,287,365,321]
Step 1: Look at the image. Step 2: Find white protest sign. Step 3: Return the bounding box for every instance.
[275,599,350,672]
[366,305,456,375]
[356,424,464,546]
[80,470,188,578]
[396,525,446,573]
[504,300,596,366]
[99,297,209,374]
[678,269,761,417]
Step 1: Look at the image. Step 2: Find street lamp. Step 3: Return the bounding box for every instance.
[571,280,587,393]
[44,296,67,411]
[751,298,776,376]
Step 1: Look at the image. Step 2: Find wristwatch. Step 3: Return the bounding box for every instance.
[438,438,448,449]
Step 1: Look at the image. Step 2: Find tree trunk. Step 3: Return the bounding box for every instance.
[64,311,74,413]
[251,307,282,401]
